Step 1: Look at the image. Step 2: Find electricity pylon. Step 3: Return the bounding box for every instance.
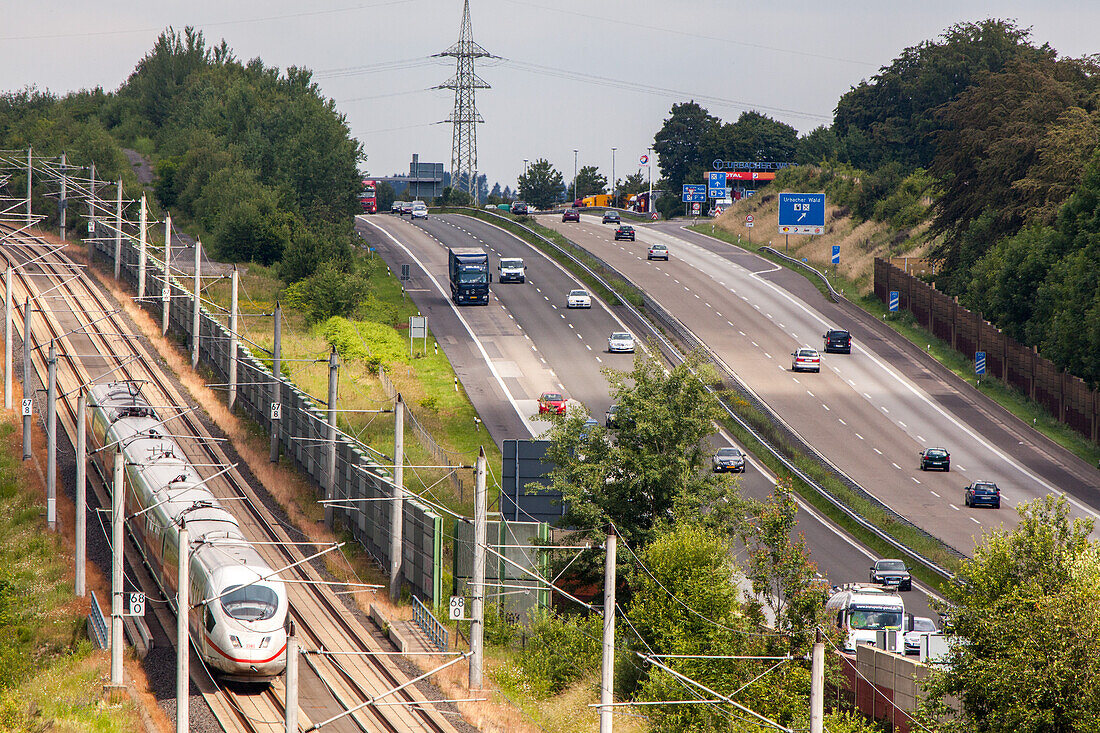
[435,0,493,200]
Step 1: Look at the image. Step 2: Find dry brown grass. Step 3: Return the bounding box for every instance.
[712,194,935,295]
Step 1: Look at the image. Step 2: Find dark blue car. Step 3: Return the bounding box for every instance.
[964,480,1001,509]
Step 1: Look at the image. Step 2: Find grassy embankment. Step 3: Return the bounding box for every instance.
[697,194,1100,469]
[0,413,141,731]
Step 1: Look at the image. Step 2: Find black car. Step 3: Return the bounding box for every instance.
[822,329,852,354]
[602,211,621,224]
[869,558,912,591]
[614,225,635,241]
[511,202,529,215]
[712,446,746,473]
[919,447,950,471]
[965,480,1001,509]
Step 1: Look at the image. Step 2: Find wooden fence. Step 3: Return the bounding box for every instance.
[874,258,1100,445]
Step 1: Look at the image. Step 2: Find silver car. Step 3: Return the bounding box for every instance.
[904,616,939,655]
[607,331,635,353]
[567,289,592,308]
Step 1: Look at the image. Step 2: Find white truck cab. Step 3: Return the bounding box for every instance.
[825,584,906,655]
[498,257,526,283]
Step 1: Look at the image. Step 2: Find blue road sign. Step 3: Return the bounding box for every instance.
[831,245,840,265]
[975,351,986,375]
[778,192,826,235]
[889,290,899,312]
[708,171,726,190]
[708,187,730,199]
[682,184,706,203]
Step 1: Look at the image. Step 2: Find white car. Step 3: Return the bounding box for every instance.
[607,331,635,353]
[411,203,428,219]
[567,289,592,309]
[791,347,821,373]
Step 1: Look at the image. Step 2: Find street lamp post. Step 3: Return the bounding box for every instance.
[611,147,617,208]
[573,149,578,207]
[647,146,653,214]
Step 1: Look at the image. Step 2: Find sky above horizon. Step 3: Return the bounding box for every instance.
[2,1,1097,192]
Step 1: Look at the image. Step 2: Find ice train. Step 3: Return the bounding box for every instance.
[88,382,287,682]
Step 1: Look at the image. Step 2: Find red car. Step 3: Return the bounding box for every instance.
[562,209,580,222]
[538,391,567,415]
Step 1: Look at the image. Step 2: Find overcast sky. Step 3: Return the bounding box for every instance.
[2,1,1097,191]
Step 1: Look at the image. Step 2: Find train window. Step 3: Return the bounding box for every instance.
[220,584,279,621]
[205,607,216,633]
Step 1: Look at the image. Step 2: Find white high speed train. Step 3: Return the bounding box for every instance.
[88,382,287,683]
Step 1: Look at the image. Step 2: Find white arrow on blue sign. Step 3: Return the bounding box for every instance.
[889,291,899,312]
[831,245,840,265]
[682,184,706,203]
[778,192,826,235]
[708,171,726,189]
[975,351,986,375]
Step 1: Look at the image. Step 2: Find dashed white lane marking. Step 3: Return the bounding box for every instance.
[751,341,759,347]
[898,421,907,428]
[806,390,814,397]
[727,321,734,327]
[585,344,592,350]
[873,448,883,455]
[911,477,921,484]
[738,330,746,336]
[577,333,582,340]
[969,517,982,525]
[864,393,872,399]
[891,462,901,470]
[958,465,966,472]
[917,435,925,442]
[765,352,772,359]
[930,490,940,498]
[848,379,856,386]
[855,433,864,440]
[881,406,890,413]
[950,504,960,511]
[838,418,847,425]
[822,404,830,411]
[595,356,602,362]
[568,323,574,329]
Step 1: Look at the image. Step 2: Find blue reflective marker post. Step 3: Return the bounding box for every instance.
[975,350,986,386]
[889,291,899,312]
[831,245,840,265]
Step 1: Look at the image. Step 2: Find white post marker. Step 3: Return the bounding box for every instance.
[389,393,404,601]
[162,214,171,336]
[227,268,238,411]
[810,629,824,733]
[600,529,616,733]
[4,266,11,410]
[75,393,86,597]
[137,193,147,300]
[191,239,200,368]
[325,348,338,526]
[177,521,188,733]
[114,179,122,280]
[111,450,124,686]
[25,147,32,226]
[285,624,298,733]
[470,446,487,690]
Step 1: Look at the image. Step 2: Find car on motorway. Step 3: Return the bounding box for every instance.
[965,480,1001,508]
[607,331,635,353]
[712,446,746,473]
[562,208,580,222]
[791,347,821,372]
[904,616,940,655]
[919,447,950,471]
[647,242,668,259]
[822,328,852,354]
[398,201,414,216]
[411,202,428,219]
[869,559,912,591]
[498,257,526,283]
[615,225,636,241]
[567,289,592,308]
[511,202,529,215]
[390,201,403,213]
[602,211,621,224]
[604,404,621,428]
[538,391,567,415]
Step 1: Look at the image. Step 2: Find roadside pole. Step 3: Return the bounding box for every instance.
[285,623,298,733]
[58,152,67,241]
[324,348,338,526]
[810,629,824,733]
[389,393,404,602]
[114,180,122,280]
[111,450,124,687]
[191,240,200,369]
[162,214,171,336]
[22,298,31,460]
[25,147,32,226]
[600,528,616,733]
[137,194,147,300]
[46,341,56,530]
[270,302,281,462]
[177,521,189,733]
[469,446,486,690]
[75,393,86,597]
[5,266,11,410]
[227,268,238,412]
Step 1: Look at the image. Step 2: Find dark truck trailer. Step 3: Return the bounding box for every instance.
[448,247,491,305]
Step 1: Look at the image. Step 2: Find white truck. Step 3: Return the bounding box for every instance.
[825,584,906,655]
[498,257,526,283]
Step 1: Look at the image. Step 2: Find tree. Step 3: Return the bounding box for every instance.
[652,101,719,192]
[375,181,395,212]
[567,165,607,201]
[618,171,647,198]
[833,19,1047,170]
[517,158,564,209]
[541,351,730,547]
[919,495,1100,732]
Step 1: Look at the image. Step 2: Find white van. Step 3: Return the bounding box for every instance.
[825,585,905,655]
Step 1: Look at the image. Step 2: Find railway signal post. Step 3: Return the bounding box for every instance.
[5,265,12,410]
[22,297,31,459]
[162,214,171,336]
[600,528,616,733]
[191,240,201,368]
[46,340,57,530]
[111,449,124,687]
[325,347,339,527]
[470,446,486,689]
[114,179,122,281]
[137,193,147,301]
[285,623,298,733]
[75,393,86,597]
[270,301,281,461]
[228,267,238,412]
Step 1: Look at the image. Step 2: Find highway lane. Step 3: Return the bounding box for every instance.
[542,213,1100,555]
[374,211,936,617]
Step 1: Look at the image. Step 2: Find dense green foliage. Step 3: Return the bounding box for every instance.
[111,27,362,278]
[919,496,1100,731]
[517,158,565,208]
[566,165,607,202]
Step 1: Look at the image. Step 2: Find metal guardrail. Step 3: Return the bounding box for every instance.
[87,590,109,649]
[759,245,841,302]
[412,595,448,652]
[447,207,960,582]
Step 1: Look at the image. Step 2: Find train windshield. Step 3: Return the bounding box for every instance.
[220,584,280,621]
[848,604,902,631]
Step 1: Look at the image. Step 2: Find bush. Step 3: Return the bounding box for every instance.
[319,316,407,366]
[518,611,602,696]
[282,261,368,323]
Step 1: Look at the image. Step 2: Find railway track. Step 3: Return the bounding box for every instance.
[0,224,462,733]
